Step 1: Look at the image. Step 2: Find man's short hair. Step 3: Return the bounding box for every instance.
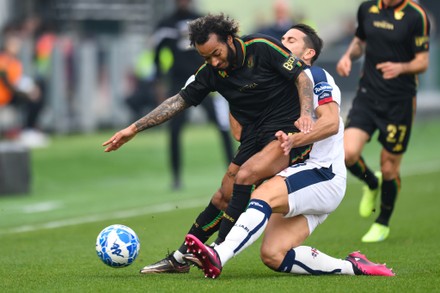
[291,24,323,64]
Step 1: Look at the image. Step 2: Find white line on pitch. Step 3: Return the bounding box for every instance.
[21,201,62,213]
[0,197,208,235]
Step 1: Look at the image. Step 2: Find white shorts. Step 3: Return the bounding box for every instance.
[277,162,346,234]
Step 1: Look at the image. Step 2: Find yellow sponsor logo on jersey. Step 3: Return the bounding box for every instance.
[373,20,394,30]
[283,56,297,71]
[222,212,235,222]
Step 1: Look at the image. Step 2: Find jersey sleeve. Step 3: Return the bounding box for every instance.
[355,2,366,40]
[179,64,213,106]
[305,66,341,111]
[258,37,306,81]
[412,6,430,53]
[275,54,307,81]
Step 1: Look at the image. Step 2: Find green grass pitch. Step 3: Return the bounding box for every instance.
[1,119,440,292]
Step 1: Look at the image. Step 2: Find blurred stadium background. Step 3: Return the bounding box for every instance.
[0,0,438,136]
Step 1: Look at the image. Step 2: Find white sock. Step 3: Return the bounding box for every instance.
[215,199,272,265]
[279,246,355,275]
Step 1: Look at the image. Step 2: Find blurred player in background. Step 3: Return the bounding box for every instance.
[255,0,297,41]
[153,0,234,190]
[336,0,430,242]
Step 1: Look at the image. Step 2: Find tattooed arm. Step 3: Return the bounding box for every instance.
[336,36,365,77]
[102,94,190,152]
[295,70,314,133]
[134,94,190,131]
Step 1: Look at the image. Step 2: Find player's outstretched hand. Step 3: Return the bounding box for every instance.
[102,124,138,152]
[275,130,293,156]
[295,115,313,134]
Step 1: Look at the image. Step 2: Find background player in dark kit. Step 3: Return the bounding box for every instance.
[336,0,430,242]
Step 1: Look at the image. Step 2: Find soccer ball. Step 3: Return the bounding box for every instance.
[96,224,140,268]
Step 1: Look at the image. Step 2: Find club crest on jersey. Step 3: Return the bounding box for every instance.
[218,70,228,78]
[415,36,429,48]
[394,11,404,20]
[369,5,379,14]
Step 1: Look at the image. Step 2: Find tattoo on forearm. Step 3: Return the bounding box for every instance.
[134,94,189,132]
[297,72,313,116]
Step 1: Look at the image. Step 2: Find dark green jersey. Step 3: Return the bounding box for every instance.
[356,0,430,100]
[179,34,306,132]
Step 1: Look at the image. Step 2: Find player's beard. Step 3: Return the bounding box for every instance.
[212,43,236,71]
[224,43,236,71]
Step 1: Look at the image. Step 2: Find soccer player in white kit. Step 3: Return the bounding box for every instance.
[185,24,395,278]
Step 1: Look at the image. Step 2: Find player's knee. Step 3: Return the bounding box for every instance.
[344,148,360,167]
[260,245,283,270]
[235,166,259,185]
[380,157,401,179]
[380,166,399,180]
[211,189,229,210]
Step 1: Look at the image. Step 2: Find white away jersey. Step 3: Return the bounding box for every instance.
[303,66,346,178]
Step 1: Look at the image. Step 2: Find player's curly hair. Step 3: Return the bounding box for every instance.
[188,13,239,46]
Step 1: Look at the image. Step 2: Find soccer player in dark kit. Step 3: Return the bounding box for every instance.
[102,13,314,273]
[336,0,430,242]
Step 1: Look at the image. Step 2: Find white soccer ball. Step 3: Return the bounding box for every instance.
[96,224,140,268]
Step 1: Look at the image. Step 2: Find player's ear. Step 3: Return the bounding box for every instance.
[227,35,234,45]
[305,48,316,62]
